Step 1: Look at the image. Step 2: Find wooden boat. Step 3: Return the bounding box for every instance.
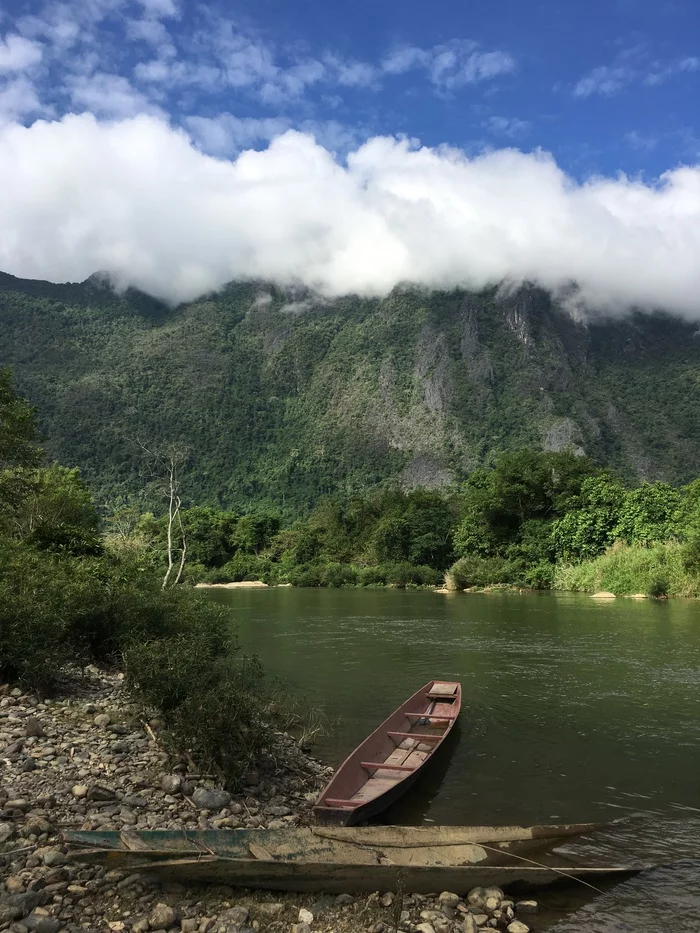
[314,680,462,825]
[64,824,638,893]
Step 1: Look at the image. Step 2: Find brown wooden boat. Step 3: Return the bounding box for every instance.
[314,680,461,825]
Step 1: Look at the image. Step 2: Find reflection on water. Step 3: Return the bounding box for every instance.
[206,587,700,931]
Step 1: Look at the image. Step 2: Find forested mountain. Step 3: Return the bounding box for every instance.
[0,269,698,513]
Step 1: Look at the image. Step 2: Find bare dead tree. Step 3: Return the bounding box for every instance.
[136,441,190,588]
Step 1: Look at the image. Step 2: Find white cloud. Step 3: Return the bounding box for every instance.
[381,40,515,90]
[382,46,427,75]
[573,65,633,98]
[68,73,161,118]
[186,112,366,155]
[323,53,379,88]
[137,0,178,17]
[574,52,700,97]
[1,113,700,319]
[185,113,291,153]
[483,115,531,137]
[0,77,42,124]
[644,55,700,86]
[0,34,44,72]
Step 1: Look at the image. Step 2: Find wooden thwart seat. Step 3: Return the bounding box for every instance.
[405,712,456,721]
[388,731,441,742]
[361,761,415,772]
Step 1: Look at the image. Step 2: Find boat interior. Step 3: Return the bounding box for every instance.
[320,680,460,813]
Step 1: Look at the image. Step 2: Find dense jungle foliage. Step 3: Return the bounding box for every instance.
[123,445,700,597]
[2,270,700,515]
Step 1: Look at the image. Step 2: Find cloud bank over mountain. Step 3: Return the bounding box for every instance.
[1,112,699,315]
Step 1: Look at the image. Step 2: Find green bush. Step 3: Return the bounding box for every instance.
[553,541,699,597]
[449,555,516,589]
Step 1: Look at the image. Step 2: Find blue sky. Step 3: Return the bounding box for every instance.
[1,0,698,176]
[0,0,699,313]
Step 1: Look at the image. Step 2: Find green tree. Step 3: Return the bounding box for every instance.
[551,473,626,562]
[615,482,682,545]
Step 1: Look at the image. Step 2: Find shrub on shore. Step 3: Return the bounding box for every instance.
[552,541,700,598]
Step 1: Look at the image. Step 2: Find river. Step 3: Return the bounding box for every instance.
[206,588,700,930]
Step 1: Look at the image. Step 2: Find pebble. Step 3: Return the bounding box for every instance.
[298,907,314,924]
[191,788,232,810]
[148,903,179,929]
[515,900,538,915]
[506,923,530,933]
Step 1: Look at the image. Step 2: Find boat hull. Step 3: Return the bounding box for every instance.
[64,823,625,892]
[314,680,462,825]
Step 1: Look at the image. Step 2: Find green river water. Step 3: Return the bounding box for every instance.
[206,588,700,827]
[205,588,700,931]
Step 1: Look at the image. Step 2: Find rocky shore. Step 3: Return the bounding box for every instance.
[1,671,539,933]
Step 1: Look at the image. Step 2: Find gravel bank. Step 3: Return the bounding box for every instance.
[1,671,537,933]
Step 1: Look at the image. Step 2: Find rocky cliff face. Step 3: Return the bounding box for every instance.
[0,272,698,510]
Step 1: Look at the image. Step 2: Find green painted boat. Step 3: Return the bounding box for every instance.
[64,824,638,893]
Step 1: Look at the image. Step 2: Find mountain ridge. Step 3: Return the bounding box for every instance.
[0,270,698,512]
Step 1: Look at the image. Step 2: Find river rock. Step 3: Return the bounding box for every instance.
[298,908,314,924]
[148,903,179,929]
[87,784,115,801]
[25,914,60,933]
[94,713,111,727]
[192,787,231,810]
[515,900,538,915]
[590,591,616,599]
[438,892,461,908]
[24,717,46,738]
[416,925,436,933]
[462,916,478,933]
[71,784,88,798]
[467,888,487,909]
[507,923,530,933]
[380,892,394,908]
[161,774,182,795]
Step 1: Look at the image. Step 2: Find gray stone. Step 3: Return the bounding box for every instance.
[298,908,314,924]
[380,892,394,908]
[515,900,538,915]
[161,774,182,795]
[94,713,111,728]
[335,893,354,906]
[467,888,486,909]
[42,849,66,867]
[123,795,149,808]
[25,915,60,933]
[7,892,42,915]
[507,923,530,933]
[87,784,115,801]
[416,924,436,933]
[218,906,249,926]
[20,757,39,772]
[0,821,17,844]
[438,892,461,908]
[462,916,478,933]
[71,784,88,799]
[191,787,231,810]
[148,903,179,930]
[24,718,46,738]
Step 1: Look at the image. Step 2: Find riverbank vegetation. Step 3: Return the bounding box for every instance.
[0,368,289,785]
[113,445,700,599]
